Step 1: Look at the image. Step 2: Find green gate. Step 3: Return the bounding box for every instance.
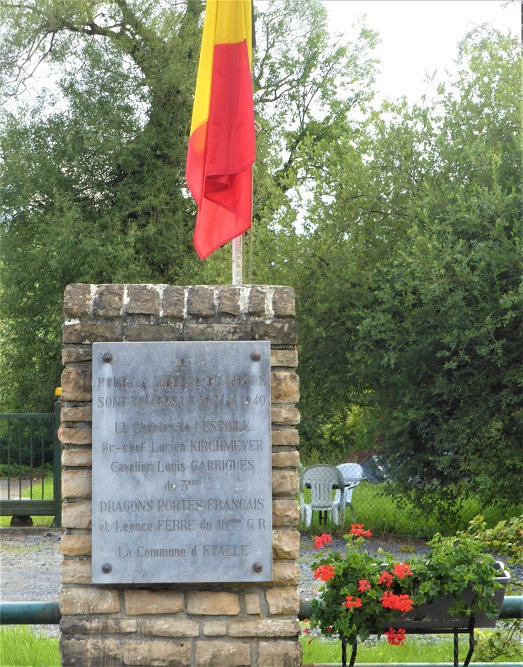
[0,402,61,526]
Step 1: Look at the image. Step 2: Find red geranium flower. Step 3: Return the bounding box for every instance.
[314,533,333,549]
[378,570,394,587]
[358,579,371,592]
[349,523,373,537]
[380,592,414,613]
[345,596,362,609]
[392,562,412,578]
[314,564,336,581]
[385,627,407,645]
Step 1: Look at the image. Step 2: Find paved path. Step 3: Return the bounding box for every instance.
[0,478,37,500]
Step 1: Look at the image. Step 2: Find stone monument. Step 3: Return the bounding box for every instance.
[60,284,301,667]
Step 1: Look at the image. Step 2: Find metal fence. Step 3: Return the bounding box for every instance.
[298,462,520,538]
[0,403,61,526]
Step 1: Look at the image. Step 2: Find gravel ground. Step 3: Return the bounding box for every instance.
[0,531,62,637]
[0,532,62,603]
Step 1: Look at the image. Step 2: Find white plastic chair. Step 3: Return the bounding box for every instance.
[299,465,345,528]
[334,463,364,521]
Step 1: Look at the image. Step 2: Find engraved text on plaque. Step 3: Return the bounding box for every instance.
[91,341,272,584]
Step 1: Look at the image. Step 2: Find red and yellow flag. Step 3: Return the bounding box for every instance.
[186,0,255,260]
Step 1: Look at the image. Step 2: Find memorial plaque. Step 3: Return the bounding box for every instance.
[91,341,272,583]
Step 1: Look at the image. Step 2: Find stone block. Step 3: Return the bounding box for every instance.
[63,322,120,344]
[162,286,185,318]
[64,284,92,317]
[272,499,300,527]
[217,287,241,316]
[271,430,299,447]
[126,285,160,314]
[124,590,184,615]
[60,587,120,615]
[272,529,300,560]
[195,640,251,667]
[271,372,299,403]
[183,323,252,341]
[270,349,298,368]
[123,639,192,666]
[186,591,240,616]
[61,367,92,401]
[62,448,92,468]
[187,286,215,317]
[62,345,92,363]
[62,558,92,584]
[203,620,228,636]
[271,406,300,425]
[93,284,124,317]
[62,534,92,557]
[60,637,120,667]
[62,469,92,499]
[140,618,200,638]
[245,593,261,615]
[62,501,92,529]
[123,323,182,341]
[265,589,300,615]
[258,640,302,667]
[272,451,300,469]
[60,616,137,634]
[248,287,267,315]
[272,469,299,496]
[60,428,92,445]
[272,563,301,586]
[253,321,298,344]
[61,406,92,422]
[272,287,296,318]
[228,618,299,637]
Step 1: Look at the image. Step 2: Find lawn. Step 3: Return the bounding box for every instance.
[0,627,60,667]
[300,480,523,538]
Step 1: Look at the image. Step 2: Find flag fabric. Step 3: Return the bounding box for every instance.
[186,0,256,260]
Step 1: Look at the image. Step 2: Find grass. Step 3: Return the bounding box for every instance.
[0,475,55,528]
[1,627,520,666]
[301,632,523,663]
[0,627,60,667]
[300,481,523,538]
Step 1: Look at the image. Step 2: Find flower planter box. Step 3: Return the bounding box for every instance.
[387,561,511,631]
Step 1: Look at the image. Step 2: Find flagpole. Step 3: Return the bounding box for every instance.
[232,235,243,285]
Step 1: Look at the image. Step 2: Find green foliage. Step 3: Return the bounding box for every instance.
[475,621,523,663]
[0,1,203,410]
[0,0,378,411]
[311,403,379,463]
[295,27,522,510]
[0,463,52,477]
[458,515,523,567]
[0,417,55,466]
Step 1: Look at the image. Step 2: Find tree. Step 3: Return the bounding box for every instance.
[0,0,379,409]
[295,28,522,510]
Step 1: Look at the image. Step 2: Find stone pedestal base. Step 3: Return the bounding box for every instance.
[60,284,302,667]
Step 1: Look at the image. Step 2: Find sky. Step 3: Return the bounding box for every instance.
[323,0,520,102]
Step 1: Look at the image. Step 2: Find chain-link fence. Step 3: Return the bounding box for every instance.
[298,462,521,539]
